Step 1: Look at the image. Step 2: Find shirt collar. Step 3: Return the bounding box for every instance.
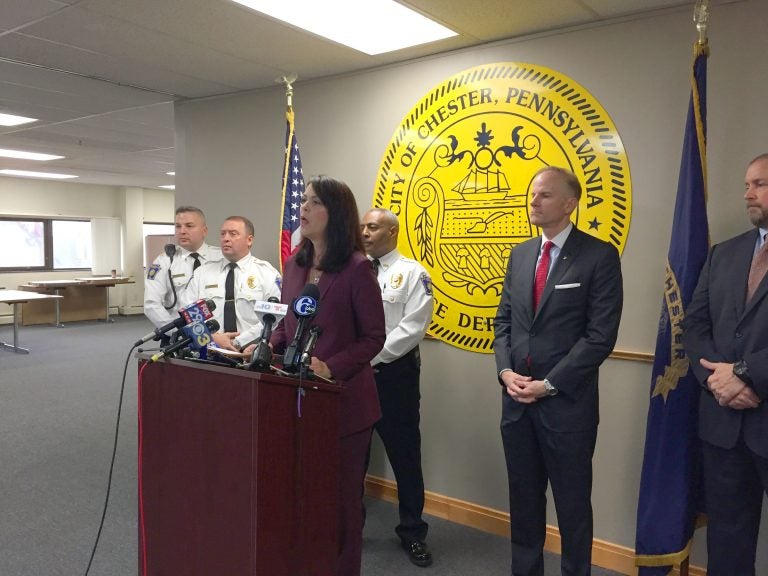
[180,243,209,259]
[371,248,400,269]
[541,222,573,251]
[227,253,252,269]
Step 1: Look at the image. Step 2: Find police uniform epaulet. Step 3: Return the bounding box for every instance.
[398,255,419,266]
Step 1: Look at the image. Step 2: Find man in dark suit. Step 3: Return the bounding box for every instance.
[493,166,623,576]
[683,153,768,576]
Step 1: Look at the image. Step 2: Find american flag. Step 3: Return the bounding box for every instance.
[279,106,305,271]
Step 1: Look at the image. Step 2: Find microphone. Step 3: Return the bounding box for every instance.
[299,326,322,376]
[248,297,288,370]
[254,298,289,330]
[282,284,320,373]
[150,319,219,362]
[135,298,216,346]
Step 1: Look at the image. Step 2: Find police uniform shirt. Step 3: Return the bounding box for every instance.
[144,243,223,328]
[370,249,434,366]
[189,254,282,348]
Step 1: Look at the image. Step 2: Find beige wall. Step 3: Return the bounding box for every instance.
[174,1,768,571]
[0,176,174,319]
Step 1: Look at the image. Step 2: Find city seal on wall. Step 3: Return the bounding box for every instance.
[374,62,631,354]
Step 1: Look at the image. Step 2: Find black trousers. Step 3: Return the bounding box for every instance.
[701,438,768,576]
[501,405,597,576]
[371,347,428,543]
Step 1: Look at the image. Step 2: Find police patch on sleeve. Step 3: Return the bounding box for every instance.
[419,272,433,296]
[275,276,283,290]
[147,264,161,280]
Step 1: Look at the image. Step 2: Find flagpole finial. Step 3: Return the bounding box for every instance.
[693,0,709,46]
[277,74,299,108]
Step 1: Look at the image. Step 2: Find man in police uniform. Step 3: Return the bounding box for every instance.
[189,215,281,353]
[144,206,222,328]
[361,208,434,568]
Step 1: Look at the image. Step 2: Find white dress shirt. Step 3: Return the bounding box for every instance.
[370,248,434,366]
[188,253,282,347]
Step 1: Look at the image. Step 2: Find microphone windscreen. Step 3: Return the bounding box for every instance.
[205,319,220,332]
[164,244,176,257]
[300,283,320,299]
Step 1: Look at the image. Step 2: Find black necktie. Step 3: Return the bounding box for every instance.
[190,252,201,271]
[224,263,237,332]
[371,259,383,292]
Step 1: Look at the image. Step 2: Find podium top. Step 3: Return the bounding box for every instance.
[135,352,342,394]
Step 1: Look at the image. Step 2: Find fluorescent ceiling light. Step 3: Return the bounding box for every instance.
[0,169,77,179]
[231,0,457,55]
[166,171,175,176]
[0,113,38,126]
[0,148,64,161]
[159,184,175,190]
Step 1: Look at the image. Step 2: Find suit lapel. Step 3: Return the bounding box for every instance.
[315,268,337,306]
[740,229,767,322]
[518,239,540,323]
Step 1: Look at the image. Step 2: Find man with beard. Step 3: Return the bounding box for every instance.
[684,153,768,575]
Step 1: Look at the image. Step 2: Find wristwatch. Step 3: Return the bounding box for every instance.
[543,378,558,397]
[733,360,753,386]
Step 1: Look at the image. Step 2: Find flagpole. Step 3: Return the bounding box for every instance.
[276,74,305,272]
[634,2,710,575]
[681,6,708,576]
[278,74,298,109]
[694,0,709,48]
[684,6,708,576]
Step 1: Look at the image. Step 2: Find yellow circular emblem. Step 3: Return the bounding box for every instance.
[374,62,631,353]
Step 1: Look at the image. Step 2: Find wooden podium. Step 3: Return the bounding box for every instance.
[138,358,341,575]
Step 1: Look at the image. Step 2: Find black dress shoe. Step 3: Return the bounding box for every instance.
[402,540,432,567]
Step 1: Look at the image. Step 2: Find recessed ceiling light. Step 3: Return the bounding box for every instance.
[159,184,175,190]
[0,169,77,179]
[0,148,64,161]
[166,171,175,176]
[231,0,457,55]
[0,113,38,127]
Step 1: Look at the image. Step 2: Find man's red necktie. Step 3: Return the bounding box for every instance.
[533,241,553,311]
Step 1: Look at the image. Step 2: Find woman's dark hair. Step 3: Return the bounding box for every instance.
[295,175,364,273]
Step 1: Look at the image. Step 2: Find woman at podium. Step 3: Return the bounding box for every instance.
[271,175,385,576]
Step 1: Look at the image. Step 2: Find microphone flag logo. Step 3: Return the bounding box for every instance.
[180,299,213,324]
[293,295,318,317]
[182,321,212,348]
